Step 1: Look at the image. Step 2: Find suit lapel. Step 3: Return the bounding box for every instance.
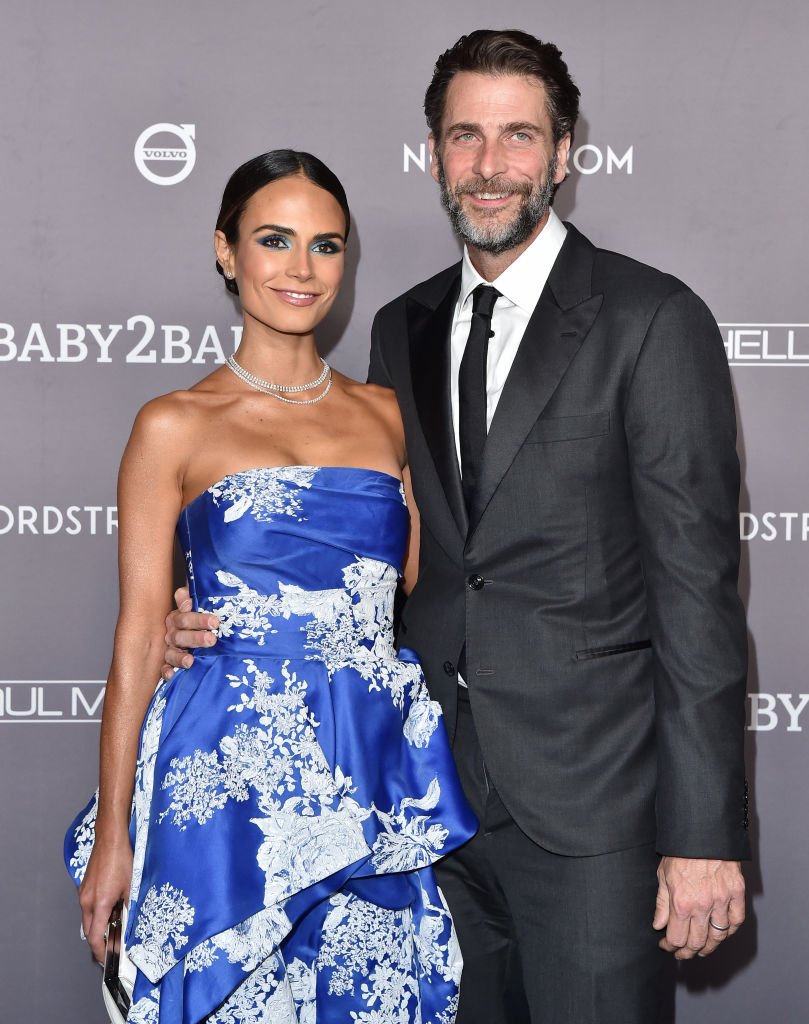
[468,226,604,533]
[407,274,468,536]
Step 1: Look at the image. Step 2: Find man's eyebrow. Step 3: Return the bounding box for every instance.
[445,122,482,136]
[444,120,546,136]
[501,121,545,135]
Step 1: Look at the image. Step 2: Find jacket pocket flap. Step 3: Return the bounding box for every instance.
[575,639,651,661]
[525,411,610,444]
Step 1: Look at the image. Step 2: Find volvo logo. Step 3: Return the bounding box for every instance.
[134,122,196,186]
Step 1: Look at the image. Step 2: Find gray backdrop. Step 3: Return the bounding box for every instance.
[1,0,807,1019]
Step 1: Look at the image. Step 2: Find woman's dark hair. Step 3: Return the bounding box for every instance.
[424,29,580,149]
[215,149,350,295]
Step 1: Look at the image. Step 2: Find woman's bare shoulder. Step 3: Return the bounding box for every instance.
[133,389,200,433]
[339,374,400,418]
[134,371,235,432]
[127,388,234,466]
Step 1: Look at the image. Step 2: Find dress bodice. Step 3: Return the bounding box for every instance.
[179,466,408,658]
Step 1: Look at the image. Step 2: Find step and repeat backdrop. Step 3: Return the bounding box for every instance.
[1,1,806,1020]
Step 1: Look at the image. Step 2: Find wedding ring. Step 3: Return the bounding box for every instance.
[709,918,730,931]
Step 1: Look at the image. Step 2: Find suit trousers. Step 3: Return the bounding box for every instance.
[436,688,667,1024]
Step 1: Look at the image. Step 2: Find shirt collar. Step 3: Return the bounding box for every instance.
[458,207,568,313]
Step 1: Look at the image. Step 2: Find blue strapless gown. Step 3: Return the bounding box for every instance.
[65,466,477,1024]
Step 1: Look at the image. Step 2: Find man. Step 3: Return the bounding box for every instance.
[165,30,748,1023]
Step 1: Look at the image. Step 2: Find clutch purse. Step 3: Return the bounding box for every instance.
[103,900,136,1023]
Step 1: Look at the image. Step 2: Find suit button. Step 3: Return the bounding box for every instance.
[443,661,456,676]
[467,574,485,591]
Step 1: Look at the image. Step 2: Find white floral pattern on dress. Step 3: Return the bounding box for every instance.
[207,905,291,971]
[371,779,451,872]
[184,938,219,974]
[158,661,372,907]
[210,466,316,523]
[206,557,425,711]
[207,954,298,1024]
[65,682,168,898]
[287,957,318,1024]
[127,988,160,1024]
[403,695,443,748]
[298,558,425,709]
[129,684,168,901]
[67,794,97,882]
[317,894,417,1020]
[184,547,195,586]
[133,882,195,978]
[208,571,284,646]
[415,883,463,986]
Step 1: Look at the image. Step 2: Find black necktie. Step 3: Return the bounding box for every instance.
[458,284,500,512]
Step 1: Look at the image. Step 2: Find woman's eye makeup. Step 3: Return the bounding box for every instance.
[311,240,342,255]
[256,234,343,255]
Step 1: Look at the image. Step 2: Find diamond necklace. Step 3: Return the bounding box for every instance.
[226,354,329,392]
[225,354,333,405]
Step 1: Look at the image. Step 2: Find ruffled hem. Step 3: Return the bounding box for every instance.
[65,648,475,1023]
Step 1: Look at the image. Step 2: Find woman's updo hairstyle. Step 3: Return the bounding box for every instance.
[215,149,351,295]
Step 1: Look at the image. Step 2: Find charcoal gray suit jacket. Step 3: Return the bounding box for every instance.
[368,223,750,860]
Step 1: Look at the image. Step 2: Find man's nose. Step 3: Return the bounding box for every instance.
[473,138,508,181]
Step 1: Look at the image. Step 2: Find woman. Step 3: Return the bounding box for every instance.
[65,150,476,1024]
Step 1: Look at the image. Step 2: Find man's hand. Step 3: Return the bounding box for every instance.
[160,586,219,678]
[654,856,745,959]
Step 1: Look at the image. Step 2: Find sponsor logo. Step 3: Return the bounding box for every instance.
[569,144,633,175]
[748,693,809,732]
[134,123,196,186]
[740,512,809,542]
[403,142,634,175]
[721,324,809,366]
[0,681,105,722]
[0,506,118,536]
[0,319,242,364]
[5,684,805,730]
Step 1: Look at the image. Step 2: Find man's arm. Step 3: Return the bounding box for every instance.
[161,588,218,677]
[367,310,394,388]
[624,285,748,957]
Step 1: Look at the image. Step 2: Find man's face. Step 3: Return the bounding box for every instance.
[429,72,570,255]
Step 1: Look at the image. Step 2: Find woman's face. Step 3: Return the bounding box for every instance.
[217,174,346,340]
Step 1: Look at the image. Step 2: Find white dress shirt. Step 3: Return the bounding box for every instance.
[450,208,567,469]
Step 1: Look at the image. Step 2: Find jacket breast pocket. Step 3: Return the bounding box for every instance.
[523,411,610,444]
[575,640,652,661]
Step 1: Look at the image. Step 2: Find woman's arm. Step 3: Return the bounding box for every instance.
[78,396,186,962]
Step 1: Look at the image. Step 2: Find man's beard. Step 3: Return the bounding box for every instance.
[437,153,558,255]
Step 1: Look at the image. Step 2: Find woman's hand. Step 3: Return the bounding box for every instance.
[78,830,133,964]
